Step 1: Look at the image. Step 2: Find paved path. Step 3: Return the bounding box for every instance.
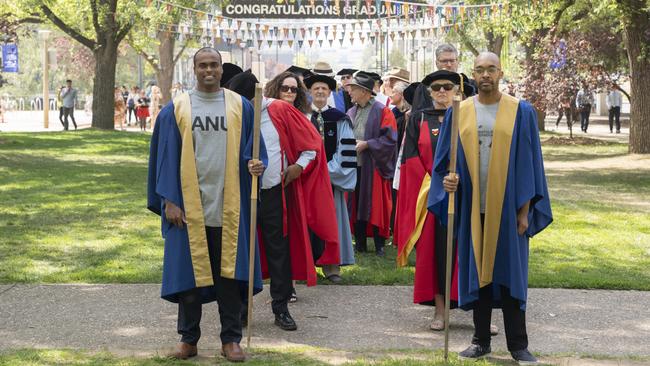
[0,284,648,361]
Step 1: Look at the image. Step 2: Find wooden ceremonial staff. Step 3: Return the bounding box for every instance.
[246,84,263,348]
[444,86,463,362]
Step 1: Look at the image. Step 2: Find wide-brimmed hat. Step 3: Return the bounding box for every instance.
[336,68,358,76]
[222,63,243,85]
[384,68,410,83]
[421,70,476,97]
[304,74,337,91]
[311,61,335,77]
[403,82,421,106]
[348,71,376,96]
[366,72,383,86]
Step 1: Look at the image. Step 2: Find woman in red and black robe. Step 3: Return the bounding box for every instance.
[395,70,468,331]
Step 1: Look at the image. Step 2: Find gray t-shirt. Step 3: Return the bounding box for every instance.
[474,96,499,213]
[190,89,227,227]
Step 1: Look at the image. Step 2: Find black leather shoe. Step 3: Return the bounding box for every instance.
[274,311,297,331]
[511,349,538,365]
[375,247,385,257]
[459,344,491,359]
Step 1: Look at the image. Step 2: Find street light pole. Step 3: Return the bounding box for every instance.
[39,30,51,129]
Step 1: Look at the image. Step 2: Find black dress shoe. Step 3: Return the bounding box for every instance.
[274,311,297,331]
[459,344,491,359]
[375,247,385,257]
[511,348,538,365]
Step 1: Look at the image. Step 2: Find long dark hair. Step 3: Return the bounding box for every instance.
[264,71,310,114]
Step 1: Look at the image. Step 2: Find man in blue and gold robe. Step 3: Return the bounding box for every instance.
[428,52,552,364]
[147,47,265,363]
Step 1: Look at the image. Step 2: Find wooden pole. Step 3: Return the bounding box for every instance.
[444,93,462,362]
[246,84,263,348]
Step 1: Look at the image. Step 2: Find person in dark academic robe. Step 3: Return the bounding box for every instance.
[347,71,397,256]
[304,73,357,283]
[254,74,340,331]
[334,68,357,113]
[147,48,266,362]
[224,69,259,101]
[428,53,552,364]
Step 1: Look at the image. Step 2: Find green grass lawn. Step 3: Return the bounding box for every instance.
[0,130,649,289]
[0,348,519,366]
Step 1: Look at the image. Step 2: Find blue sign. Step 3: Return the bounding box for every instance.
[2,43,19,73]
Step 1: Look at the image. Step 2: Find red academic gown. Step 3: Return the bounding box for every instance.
[395,106,458,305]
[258,100,340,286]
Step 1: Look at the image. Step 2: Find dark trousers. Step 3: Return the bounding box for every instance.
[609,107,621,132]
[354,167,385,252]
[580,104,591,132]
[472,284,528,352]
[58,107,65,127]
[62,107,77,130]
[259,184,292,315]
[177,226,243,345]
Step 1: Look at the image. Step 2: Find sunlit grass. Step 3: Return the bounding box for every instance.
[1,130,649,290]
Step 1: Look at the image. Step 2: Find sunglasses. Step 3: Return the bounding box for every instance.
[280,85,299,93]
[430,83,455,92]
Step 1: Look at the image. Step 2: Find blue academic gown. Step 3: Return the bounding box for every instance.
[428,96,552,311]
[147,92,266,303]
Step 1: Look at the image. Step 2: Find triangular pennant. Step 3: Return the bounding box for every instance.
[390,32,395,42]
[267,40,273,47]
[308,39,314,47]
[227,18,233,28]
[329,39,334,46]
[298,40,304,48]
[283,28,288,38]
[301,28,306,38]
[292,28,297,38]
[236,20,242,29]
[278,40,284,48]
[257,39,263,49]
[324,26,329,37]
[256,23,260,31]
[370,35,376,44]
[318,39,323,47]
[288,40,294,48]
[339,38,344,46]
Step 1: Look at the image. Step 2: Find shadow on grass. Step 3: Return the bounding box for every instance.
[0,131,160,283]
[0,348,510,366]
[542,143,629,162]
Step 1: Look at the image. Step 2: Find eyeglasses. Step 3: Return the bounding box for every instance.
[437,59,457,64]
[473,66,500,75]
[430,83,456,92]
[280,85,299,93]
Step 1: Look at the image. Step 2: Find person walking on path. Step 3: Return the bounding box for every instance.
[428,52,553,365]
[135,90,150,132]
[150,85,162,130]
[147,47,266,363]
[60,79,78,130]
[304,72,357,284]
[114,87,126,130]
[576,85,594,133]
[606,85,623,133]
[347,71,397,257]
[252,72,340,330]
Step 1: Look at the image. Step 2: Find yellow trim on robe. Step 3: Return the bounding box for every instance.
[220,89,243,279]
[397,174,431,267]
[173,93,213,287]
[459,94,519,288]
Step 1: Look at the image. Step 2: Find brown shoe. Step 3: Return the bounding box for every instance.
[168,342,197,360]
[221,342,246,362]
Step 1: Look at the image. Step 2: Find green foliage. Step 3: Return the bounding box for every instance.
[388,47,406,69]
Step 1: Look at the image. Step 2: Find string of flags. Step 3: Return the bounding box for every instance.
[149,0,545,49]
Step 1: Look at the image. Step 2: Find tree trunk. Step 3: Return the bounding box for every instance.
[486,31,504,56]
[537,109,546,132]
[92,41,118,130]
[156,31,175,104]
[621,2,650,153]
